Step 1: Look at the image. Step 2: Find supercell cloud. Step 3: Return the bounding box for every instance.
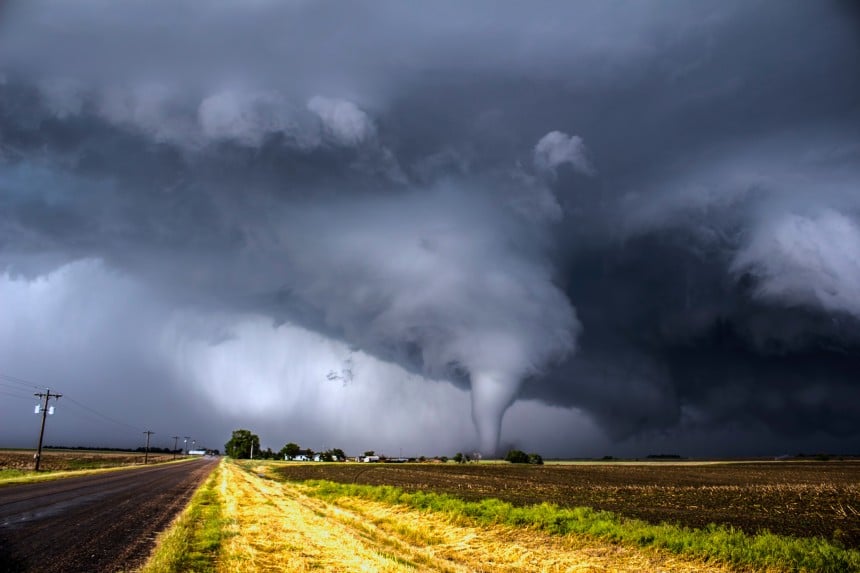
[0,1,859,456]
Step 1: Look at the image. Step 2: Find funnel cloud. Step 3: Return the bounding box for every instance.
[1,1,859,457]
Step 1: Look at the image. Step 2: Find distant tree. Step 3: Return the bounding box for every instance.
[281,442,301,460]
[505,449,529,464]
[225,429,260,459]
[439,456,448,463]
[418,456,426,462]
[363,450,375,457]
[330,448,346,460]
[528,453,544,465]
[305,448,315,459]
[453,452,464,464]
[319,451,334,462]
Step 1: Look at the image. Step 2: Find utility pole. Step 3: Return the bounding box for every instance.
[33,389,62,471]
[183,436,190,456]
[250,441,254,460]
[171,436,180,460]
[143,430,155,464]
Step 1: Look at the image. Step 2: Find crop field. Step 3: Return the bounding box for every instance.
[0,449,175,472]
[274,460,860,549]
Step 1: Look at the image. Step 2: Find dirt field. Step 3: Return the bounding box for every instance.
[274,461,860,548]
[0,449,175,471]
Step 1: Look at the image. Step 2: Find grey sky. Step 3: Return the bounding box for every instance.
[1,1,859,457]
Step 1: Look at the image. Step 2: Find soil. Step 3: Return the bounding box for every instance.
[0,450,174,471]
[274,461,860,548]
[0,457,218,572]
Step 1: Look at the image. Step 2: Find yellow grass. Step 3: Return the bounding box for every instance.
[215,461,735,572]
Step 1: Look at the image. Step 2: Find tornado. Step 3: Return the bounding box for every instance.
[470,372,521,456]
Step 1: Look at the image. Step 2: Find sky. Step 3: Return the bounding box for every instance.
[1,1,859,458]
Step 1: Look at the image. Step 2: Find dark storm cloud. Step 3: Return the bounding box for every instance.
[1,0,859,455]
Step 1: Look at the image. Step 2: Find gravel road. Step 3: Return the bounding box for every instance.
[0,457,218,572]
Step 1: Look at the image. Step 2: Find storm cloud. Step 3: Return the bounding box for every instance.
[1,1,859,457]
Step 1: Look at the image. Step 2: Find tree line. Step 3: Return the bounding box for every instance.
[224,429,345,461]
[225,429,543,464]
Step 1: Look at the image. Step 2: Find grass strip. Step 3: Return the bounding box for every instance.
[301,479,860,573]
[140,462,225,573]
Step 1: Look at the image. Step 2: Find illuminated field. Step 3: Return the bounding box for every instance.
[212,461,732,572]
[273,460,860,549]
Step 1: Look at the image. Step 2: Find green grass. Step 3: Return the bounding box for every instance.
[0,469,31,480]
[140,462,226,573]
[300,479,860,573]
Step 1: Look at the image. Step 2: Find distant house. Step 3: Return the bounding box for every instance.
[288,454,311,461]
[362,455,380,463]
[188,449,206,456]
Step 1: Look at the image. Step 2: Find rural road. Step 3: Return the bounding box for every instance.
[0,457,217,573]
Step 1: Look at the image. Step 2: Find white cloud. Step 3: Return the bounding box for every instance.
[159,312,479,454]
[96,83,199,146]
[533,130,595,176]
[307,96,376,146]
[198,90,310,148]
[731,209,860,318]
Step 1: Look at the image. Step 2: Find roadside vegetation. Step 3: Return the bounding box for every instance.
[140,462,225,573]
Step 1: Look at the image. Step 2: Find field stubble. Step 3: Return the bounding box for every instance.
[274,461,860,548]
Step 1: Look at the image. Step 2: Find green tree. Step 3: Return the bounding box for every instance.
[453,452,464,463]
[528,453,544,465]
[505,449,529,464]
[225,429,260,459]
[330,448,346,460]
[280,442,301,460]
[363,450,375,457]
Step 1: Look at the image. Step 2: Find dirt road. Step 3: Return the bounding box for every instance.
[0,457,217,572]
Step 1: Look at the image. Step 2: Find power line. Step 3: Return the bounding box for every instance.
[0,373,42,390]
[62,396,144,434]
[2,373,142,433]
[2,372,190,456]
[0,389,36,401]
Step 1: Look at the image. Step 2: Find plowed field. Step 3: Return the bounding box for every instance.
[275,461,860,548]
[0,450,173,471]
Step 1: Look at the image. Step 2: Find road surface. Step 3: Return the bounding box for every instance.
[0,457,217,572]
